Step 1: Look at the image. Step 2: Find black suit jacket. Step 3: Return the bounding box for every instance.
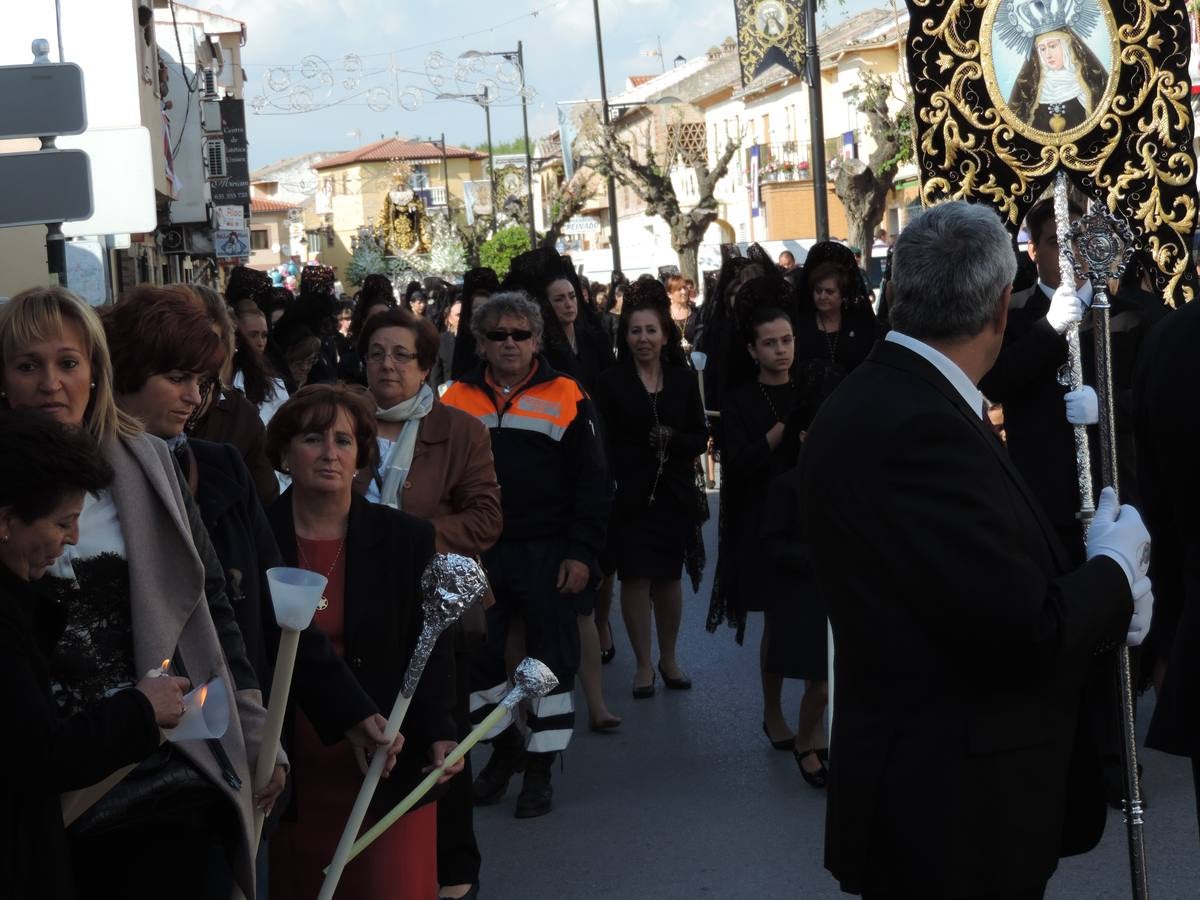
[800,339,1132,897]
[266,491,456,811]
[1135,302,1199,758]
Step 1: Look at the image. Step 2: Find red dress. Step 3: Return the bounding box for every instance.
[270,536,437,900]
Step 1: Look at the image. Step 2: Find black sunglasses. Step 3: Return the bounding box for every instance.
[485,329,534,343]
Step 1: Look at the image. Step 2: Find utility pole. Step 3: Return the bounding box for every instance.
[592,0,622,276]
[438,133,449,204]
[805,0,829,241]
[517,42,537,246]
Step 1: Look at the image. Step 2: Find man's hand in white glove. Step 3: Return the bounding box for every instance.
[1126,577,1154,647]
[1064,385,1099,425]
[1046,283,1085,334]
[1086,486,1151,589]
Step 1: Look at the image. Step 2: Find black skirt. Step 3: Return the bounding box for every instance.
[763,571,828,681]
[609,501,690,582]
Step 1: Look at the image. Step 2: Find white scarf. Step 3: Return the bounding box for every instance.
[376,383,435,510]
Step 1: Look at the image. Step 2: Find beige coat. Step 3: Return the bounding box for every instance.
[106,434,264,895]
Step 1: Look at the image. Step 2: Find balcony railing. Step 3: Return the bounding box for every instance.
[428,185,448,207]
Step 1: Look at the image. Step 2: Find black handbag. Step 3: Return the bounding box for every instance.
[69,743,222,836]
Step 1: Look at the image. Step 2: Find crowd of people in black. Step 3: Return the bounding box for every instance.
[2,196,1197,900]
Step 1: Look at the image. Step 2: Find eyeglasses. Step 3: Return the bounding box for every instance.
[366,347,420,365]
[485,329,534,343]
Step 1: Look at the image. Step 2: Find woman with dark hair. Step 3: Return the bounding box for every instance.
[105,291,399,892]
[715,307,820,775]
[539,271,615,395]
[594,277,708,697]
[0,408,192,900]
[449,268,501,381]
[183,285,280,506]
[356,308,501,900]
[601,275,627,353]
[793,243,881,416]
[0,286,269,898]
[264,384,460,900]
[1007,27,1109,133]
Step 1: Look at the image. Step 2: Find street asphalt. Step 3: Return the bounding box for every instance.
[472,495,1199,899]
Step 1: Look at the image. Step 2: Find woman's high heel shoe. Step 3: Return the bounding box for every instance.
[632,673,656,699]
[794,748,829,789]
[762,721,795,752]
[600,644,615,665]
[657,661,691,690]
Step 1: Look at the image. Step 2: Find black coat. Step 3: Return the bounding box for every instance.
[545,322,616,396]
[188,440,375,741]
[593,361,708,517]
[266,491,456,811]
[979,285,1167,545]
[718,379,803,613]
[800,339,1132,897]
[0,564,160,900]
[1135,302,1200,758]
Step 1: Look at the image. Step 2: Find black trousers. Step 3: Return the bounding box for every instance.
[437,644,482,887]
[470,538,579,754]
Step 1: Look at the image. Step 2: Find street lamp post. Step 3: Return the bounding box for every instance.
[592,0,622,276]
[804,0,830,241]
[459,44,538,245]
[434,89,496,230]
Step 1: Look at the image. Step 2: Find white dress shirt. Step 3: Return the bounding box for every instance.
[886,330,985,420]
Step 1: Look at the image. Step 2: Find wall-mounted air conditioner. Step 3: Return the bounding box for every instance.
[205,140,227,179]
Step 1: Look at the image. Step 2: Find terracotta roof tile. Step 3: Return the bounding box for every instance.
[250,197,297,214]
[313,137,486,170]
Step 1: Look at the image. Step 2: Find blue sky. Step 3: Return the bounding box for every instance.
[205,0,886,169]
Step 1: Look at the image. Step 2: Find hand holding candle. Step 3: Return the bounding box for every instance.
[318,553,487,900]
[335,658,557,868]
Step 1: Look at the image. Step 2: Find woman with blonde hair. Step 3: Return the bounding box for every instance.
[0,285,274,899]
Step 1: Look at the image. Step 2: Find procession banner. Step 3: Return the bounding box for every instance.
[906,0,1198,304]
[734,0,806,85]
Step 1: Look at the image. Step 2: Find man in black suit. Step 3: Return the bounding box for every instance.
[800,201,1154,899]
[1134,299,1200,840]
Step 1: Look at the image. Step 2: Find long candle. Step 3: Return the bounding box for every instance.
[252,627,302,843]
[317,693,414,899]
[334,703,508,869]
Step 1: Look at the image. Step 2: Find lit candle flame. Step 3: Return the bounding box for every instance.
[160,658,171,672]
[198,684,208,707]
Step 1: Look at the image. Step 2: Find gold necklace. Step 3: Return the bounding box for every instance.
[297,537,345,611]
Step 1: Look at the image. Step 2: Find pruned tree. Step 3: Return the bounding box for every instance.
[595,121,740,282]
[540,168,599,249]
[836,69,914,253]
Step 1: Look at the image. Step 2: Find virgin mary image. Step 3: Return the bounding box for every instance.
[999,0,1110,133]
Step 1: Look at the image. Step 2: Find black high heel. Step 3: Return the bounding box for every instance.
[632,673,656,699]
[762,721,795,751]
[794,748,829,789]
[600,644,615,665]
[657,661,692,690]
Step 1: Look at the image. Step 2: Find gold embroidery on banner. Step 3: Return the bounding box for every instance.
[909,0,1197,305]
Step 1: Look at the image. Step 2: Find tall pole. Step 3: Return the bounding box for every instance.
[804,0,829,241]
[483,87,496,231]
[517,42,537,246]
[439,132,449,205]
[592,0,622,276]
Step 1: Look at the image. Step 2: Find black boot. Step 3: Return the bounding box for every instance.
[471,726,525,806]
[515,752,555,818]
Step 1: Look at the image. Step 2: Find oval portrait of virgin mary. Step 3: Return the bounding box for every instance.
[982,0,1119,141]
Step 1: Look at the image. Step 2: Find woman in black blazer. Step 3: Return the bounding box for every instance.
[0,410,188,900]
[594,278,708,697]
[263,384,459,900]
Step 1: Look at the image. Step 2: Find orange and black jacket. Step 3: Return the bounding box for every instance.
[442,355,612,567]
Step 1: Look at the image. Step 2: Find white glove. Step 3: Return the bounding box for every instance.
[1126,576,1154,647]
[1064,386,1099,425]
[1046,283,1085,334]
[1086,487,1151,589]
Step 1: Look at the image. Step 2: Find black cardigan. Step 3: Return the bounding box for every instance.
[0,564,160,900]
[266,491,456,811]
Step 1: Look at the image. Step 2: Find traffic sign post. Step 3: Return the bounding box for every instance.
[0,40,93,288]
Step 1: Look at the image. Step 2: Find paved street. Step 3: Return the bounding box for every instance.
[473,496,1199,899]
